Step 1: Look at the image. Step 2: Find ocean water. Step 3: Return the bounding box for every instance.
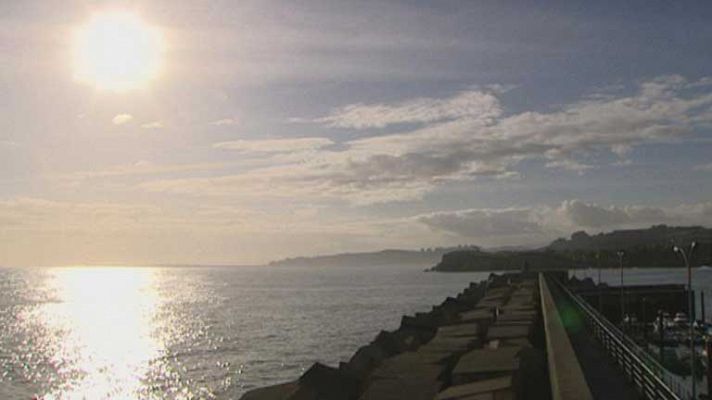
[1,265,710,400]
[0,265,489,400]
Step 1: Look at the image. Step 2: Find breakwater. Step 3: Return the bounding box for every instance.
[241,272,553,400]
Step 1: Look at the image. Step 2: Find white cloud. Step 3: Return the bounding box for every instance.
[112,113,134,125]
[315,89,502,129]
[415,199,712,243]
[211,118,239,126]
[332,74,712,189]
[555,200,670,228]
[418,208,545,237]
[543,159,594,172]
[57,161,233,181]
[140,76,712,205]
[694,163,712,172]
[213,137,334,153]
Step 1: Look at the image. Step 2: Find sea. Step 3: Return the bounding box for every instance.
[0,264,710,400]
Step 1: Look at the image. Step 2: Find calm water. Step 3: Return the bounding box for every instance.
[1,265,710,400]
[0,265,490,400]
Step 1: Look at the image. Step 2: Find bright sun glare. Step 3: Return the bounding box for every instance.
[72,11,164,91]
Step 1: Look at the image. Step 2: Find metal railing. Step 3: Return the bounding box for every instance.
[551,276,689,400]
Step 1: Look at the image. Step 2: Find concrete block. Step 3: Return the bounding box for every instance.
[240,382,298,400]
[344,343,389,379]
[436,376,513,400]
[292,362,359,400]
[435,323,479,338]
[452,347,522,384]
[486,324,531,341]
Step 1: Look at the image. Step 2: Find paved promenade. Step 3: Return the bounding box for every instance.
[240,272,635,400]
[546,279,642,400]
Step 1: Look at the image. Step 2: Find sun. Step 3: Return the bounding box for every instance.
[72,11,164,91]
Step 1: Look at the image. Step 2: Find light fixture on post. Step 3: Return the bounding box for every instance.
[673,241,697,399]
[617,250,625,328]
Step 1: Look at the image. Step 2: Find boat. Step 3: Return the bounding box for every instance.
[654,312,676,331]
[673,312,688,325]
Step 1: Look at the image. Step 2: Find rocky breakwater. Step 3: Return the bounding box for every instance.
[240,272,549,400]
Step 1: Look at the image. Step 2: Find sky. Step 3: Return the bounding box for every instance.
[2,0,712,266]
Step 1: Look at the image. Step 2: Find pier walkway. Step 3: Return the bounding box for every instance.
[239,272,679,400]
[544,275,641,399]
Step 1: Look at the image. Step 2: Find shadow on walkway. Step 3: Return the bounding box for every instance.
[550,283,642,400]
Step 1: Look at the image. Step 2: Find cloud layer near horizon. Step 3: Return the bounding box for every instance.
[2,196,712,266]
[416,200,712,241]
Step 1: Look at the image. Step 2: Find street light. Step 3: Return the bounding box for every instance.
[617,250,625,327]
[596,251,602,312]
[673,241,697,399]
[572,253,577,279]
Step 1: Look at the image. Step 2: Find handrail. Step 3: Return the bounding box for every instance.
[550,276,686,400]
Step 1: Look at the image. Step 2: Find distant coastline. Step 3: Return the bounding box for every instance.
[432,225,712,272]
[268,225,712,273]
[268,248,462,268]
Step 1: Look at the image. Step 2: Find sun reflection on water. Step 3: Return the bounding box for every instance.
[39,267,161,400]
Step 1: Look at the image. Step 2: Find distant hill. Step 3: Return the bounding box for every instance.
[432,225,712,272]
[268,246,479,267]
[548,225,712,252]
[431,249,572,272]
[268,225,712,270]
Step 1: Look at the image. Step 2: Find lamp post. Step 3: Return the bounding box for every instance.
[572,254,577,279]
[618,250,625,328]
[642,297,647,340]
[673,241,697,399]
[597,251,602,312]
[581,253,586,279]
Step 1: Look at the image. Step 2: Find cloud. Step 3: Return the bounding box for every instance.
[112,113,134,125]
[58,161,233,181]
[140,157,442,205]
[415,199,712,244]
[213,137,334,153]
[555,200,670,228]
[0,194,442,266]
[418,208,545,237]
[141,121,163,129]
[330,75,712,193]
[141,76,712,205]
[210,118,239,126]
[315,89,502,129]
[0,196,373,241]
[0,197,164,233]
[694,163,712,172]
[0,194,391,235]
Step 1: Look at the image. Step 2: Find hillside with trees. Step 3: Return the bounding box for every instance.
[432,225,712,272]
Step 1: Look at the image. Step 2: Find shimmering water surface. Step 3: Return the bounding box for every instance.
[1,265,710,399]
[0,265,490,399]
